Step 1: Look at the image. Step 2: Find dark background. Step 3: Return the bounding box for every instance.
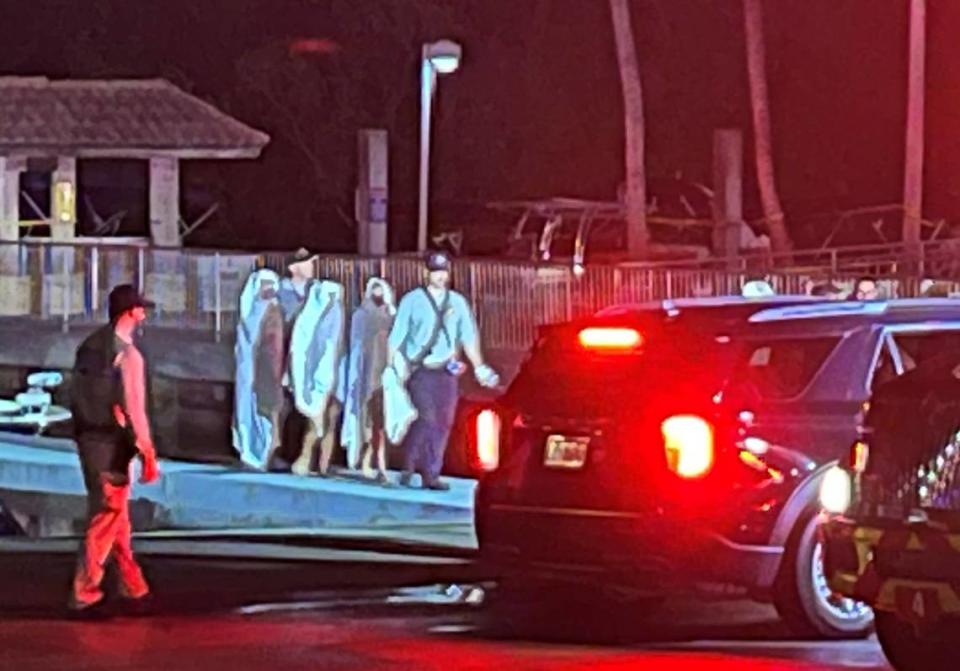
[0,0,950,253]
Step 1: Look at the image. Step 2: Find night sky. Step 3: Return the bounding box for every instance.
[0,1,952,253]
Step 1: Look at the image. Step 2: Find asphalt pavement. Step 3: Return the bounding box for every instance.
[0,549,892,670]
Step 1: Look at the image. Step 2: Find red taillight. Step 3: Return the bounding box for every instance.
[662,414,714,478]
[578,327,643,350]
[474,409,501,472]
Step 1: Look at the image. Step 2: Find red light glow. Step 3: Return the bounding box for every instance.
[662,414,714,478]
[474,409,500,472]
[578,327,643,350]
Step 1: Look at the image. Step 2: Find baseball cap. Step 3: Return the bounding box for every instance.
[108,284,154,321]
[425,250,451,272]
[287,247,317,269]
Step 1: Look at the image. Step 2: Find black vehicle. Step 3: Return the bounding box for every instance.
[824,349,960,670]
[472,298,960,638]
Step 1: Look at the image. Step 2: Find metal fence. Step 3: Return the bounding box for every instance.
[1,239,958,352]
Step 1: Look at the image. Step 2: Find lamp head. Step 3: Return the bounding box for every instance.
[425,39,462,74]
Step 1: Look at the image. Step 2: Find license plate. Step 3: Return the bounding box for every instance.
[544,435,590,469]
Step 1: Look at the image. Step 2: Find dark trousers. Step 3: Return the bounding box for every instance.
[72,432,147,608]
[403,367,459,482]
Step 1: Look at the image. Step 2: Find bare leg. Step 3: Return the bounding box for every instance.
[361,444,375,479]
[318,401,341,476]
[292,419,318,476]
[374,429,388,480]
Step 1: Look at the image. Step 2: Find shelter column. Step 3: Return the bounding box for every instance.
[0,156,25,272]
[149,156,181,247]
[50,156,77,240]
[0,156,29,315]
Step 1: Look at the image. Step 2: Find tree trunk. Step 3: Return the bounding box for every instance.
[743,0,792,254]
[903,0,926,251]
[609,0,649,259]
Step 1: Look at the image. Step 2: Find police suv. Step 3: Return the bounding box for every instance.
[471,298,960,638]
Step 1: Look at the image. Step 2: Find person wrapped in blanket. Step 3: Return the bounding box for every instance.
[340,278,396,484]
[288,279,346,476]
[232,269,285,470]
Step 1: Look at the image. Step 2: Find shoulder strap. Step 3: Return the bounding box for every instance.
[408,288,451,367]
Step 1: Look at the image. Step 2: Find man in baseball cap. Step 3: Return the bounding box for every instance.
[70,283,159,615]
[107,284,155,322]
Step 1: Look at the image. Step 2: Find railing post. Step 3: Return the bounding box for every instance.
[469,261,479,324]
[564,267,573,321]
[90,245,99,315]
[214,252,222,343]
[61,247,70,333]
[137,247,145,291]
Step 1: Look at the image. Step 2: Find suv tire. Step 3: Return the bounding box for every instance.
[774,513,874,639]
[876,612,952,671]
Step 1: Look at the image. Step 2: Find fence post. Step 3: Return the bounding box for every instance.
[469,261,479,327]
[61,247,70,333]
[214,252,222,343]
[90,246,99,315]
[564,268,573,321]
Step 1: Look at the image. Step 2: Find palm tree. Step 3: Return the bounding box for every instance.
[743,0,792,253]
[609,0,649,259]
[903,0,926,250]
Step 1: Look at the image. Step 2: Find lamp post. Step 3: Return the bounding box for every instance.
[417,39,462,253]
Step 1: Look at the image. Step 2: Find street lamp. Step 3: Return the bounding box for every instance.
[417,39,462,253]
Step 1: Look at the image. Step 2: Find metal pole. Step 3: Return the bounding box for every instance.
[903,0,926,252]
[61,247,69,333]
[90,246,99,314]
[137,247,145,291]
[214,252,222,343]
[417,53,437,253]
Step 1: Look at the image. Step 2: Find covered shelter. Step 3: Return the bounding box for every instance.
[0,77,269,249]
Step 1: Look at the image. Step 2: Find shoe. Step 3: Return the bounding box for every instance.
[423,479,450,492]
[399,471,414,488]
[376,472,391,487]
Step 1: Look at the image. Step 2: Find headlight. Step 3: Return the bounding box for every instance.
[819,466,852,514]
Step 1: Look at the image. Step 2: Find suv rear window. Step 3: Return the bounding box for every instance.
[506,312,740,417]
[736,337,840,400]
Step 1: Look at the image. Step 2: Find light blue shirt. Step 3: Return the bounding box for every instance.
[388,288,478,367]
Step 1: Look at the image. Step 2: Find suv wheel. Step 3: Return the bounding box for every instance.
[774,513,874,639]
[876,612,952,671]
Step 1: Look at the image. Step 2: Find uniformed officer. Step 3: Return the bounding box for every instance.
[388,252,499,490]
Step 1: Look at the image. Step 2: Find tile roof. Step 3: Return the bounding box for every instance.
[0,77,269,158]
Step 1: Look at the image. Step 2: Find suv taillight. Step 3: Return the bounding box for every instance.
[473,409,501,472]
[662,414,714,478]
[578,327,643,351]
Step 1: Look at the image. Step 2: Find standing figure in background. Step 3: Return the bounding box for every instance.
[340,278,396,484]
[277,248,316,322]
[289,280,345,476]
[275,248,316,470]
[388,251,499,491]
[849,276,881,301]
[232,269,285,470]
